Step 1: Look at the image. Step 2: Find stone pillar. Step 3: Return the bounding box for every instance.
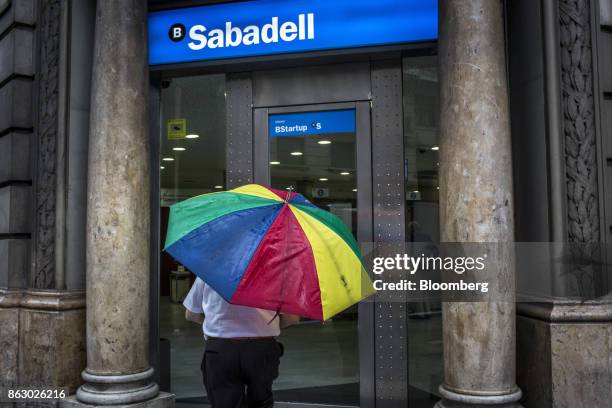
[71,0,160,405]
[437,1,522,407]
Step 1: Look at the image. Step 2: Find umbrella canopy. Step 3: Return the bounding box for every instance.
[164,184,374,320]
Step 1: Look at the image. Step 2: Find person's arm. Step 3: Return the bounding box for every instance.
[185,309,205,324]
[183,277,205,325]
[280,313,300,328]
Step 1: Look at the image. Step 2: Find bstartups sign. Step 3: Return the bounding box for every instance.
[149,0,438,65]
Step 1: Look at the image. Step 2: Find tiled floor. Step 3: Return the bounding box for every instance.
[160,297,443,406]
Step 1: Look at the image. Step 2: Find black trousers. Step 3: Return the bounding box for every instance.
[201,338,283,408]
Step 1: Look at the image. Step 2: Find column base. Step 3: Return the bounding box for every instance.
[61,391,174,408]
[72,368,161,406]
[434,384,523,407]
[517,302,612,407]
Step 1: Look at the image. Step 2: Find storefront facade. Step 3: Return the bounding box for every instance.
[0,1,610,408]
[150,1,442,406]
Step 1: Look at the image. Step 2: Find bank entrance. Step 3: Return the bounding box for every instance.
[149,1,440,406]
[154,55,442,407]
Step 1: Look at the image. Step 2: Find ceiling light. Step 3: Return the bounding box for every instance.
[290,151,303,156]
[162,157,174,161]
[214,185,223,189]
[318,140,331,145]
[173,147,186,151]
[270,161,281,165]
[340,171,350,176]
[352,188,357,192]
[319,178,328,181]
[431,146,439,151]
[160,166,165,170]
[185,134,199,139]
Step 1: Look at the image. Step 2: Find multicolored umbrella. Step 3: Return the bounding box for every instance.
[164,184,374,320]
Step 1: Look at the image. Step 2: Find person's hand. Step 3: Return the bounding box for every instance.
[279,314,300,328]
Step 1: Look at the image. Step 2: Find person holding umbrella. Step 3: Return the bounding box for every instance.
[183,276,299,408]
[165,184,375,407]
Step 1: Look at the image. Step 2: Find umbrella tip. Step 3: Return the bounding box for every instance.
[284,185,294,203]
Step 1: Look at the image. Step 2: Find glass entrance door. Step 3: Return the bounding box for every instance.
[254,102,372,406]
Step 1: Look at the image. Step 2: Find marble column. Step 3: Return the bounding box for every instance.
[75,0,158,405]
[437,1,522,407]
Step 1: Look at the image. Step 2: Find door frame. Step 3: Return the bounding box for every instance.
[253,101,374,408]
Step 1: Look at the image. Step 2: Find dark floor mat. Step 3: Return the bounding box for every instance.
[274,382,359,405]
[177,382,439,407]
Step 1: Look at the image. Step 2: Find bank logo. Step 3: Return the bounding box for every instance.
[168,23,186,42]
[168,14,315,51]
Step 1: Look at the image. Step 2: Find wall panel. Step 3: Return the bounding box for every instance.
[371,60,407,407]
[226,73,254,188]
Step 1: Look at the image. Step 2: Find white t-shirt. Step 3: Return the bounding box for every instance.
[183,277,280,338]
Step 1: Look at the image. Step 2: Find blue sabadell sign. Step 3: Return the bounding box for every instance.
[148,0,438,65]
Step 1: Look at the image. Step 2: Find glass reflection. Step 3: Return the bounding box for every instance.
[269,109,359,405]
[159,74,226,401]
[403,56,444,406]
